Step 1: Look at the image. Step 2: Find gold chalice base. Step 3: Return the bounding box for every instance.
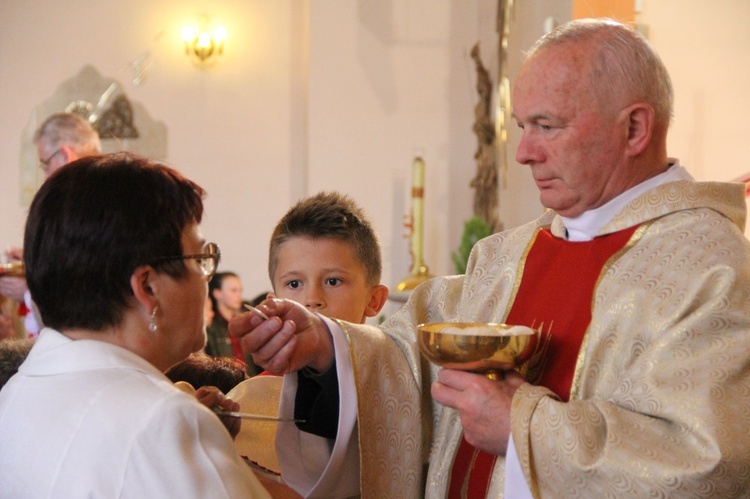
[418,322,536,379]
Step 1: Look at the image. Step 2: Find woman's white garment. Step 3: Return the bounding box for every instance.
[0,328,270,498]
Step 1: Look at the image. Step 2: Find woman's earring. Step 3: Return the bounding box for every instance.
[149,306,159,332]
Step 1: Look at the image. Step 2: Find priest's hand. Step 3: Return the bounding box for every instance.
[431,368,525,455]
[228,297,334,375]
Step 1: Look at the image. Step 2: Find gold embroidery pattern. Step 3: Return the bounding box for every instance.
[516,322,553,386]
[342,320,424,498]
[569,222,650,401]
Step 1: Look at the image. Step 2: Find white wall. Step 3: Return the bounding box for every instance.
[1,0,748,304]
[306,1,481,293]
[637,0,750,184]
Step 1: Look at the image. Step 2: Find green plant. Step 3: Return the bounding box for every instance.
[451,216,493,274]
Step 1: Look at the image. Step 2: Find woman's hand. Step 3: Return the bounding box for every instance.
[195,385,241,439]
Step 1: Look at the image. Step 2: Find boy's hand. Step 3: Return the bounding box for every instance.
[228,298,334,375]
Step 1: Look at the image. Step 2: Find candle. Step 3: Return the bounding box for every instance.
[395,154,432,292]
[411,155,425,274]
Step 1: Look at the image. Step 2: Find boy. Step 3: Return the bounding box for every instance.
[232,192,389,490]
[267,191,388,324]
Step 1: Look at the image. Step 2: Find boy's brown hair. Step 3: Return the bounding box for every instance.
[269,191,382,286]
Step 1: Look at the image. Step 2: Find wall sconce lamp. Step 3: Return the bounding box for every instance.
[182,17,227,65]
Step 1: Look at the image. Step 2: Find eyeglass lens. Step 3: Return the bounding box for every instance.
[199,243,220,276]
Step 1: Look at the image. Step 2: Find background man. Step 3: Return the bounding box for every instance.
[34,112,102,177]
[0,112,101,337]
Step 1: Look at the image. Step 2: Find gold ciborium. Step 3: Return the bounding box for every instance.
[418,322,536,380]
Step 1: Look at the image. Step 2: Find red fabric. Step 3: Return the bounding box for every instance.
[229,334,246,365]
[447,226,638,498]
[16,302,29,317]
[506,226,638,401]
[447,436,475,498]
[468,448,498,497]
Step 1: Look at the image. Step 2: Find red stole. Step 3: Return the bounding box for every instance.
[447,225,639,498]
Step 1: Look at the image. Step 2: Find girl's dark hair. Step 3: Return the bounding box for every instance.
[208,271,239,314]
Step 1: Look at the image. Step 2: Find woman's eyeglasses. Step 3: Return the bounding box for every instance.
[153,242,221,279]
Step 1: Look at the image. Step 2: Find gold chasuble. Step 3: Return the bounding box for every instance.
[448,225,639,498]
[337,180,750,498]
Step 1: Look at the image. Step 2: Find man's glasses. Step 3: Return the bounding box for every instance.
[39,148,61,173]
[153,242,221,280]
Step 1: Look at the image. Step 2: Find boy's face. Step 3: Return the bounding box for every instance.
[272,236,384,324]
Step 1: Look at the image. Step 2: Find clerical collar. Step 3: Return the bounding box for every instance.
[562,159,693,242]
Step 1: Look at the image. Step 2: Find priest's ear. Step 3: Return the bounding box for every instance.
[623,102,654,157]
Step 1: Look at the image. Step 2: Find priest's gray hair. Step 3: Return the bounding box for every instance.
[527,18,674,128]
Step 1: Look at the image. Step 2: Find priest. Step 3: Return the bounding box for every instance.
[231,19,750,498]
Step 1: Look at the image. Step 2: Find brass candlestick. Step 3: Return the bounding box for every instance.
[397,155,433,292]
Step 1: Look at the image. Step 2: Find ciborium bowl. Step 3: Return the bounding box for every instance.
[418,322,536,379]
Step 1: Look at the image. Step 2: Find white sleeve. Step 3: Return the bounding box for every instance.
[276,316,360,498]
[503,434,534,498]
